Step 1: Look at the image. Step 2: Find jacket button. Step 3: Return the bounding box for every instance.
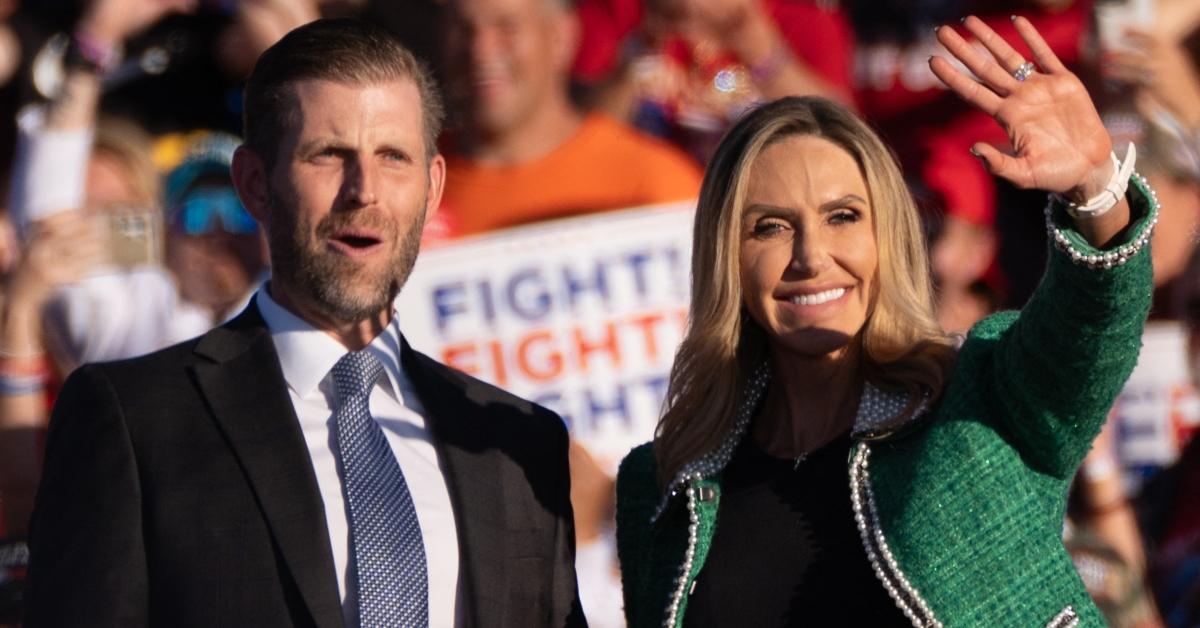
[697,486,715,502]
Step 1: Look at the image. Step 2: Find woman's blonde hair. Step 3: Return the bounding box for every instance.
[654,96,957,488]
[92,116,162,208]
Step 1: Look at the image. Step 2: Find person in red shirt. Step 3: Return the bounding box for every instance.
[572,0,856,163]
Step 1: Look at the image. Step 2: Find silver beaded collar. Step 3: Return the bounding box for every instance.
[651,363,930,522]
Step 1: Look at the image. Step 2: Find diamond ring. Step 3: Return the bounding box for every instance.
[1013,61,1036,82]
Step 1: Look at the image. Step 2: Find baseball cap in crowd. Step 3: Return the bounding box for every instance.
[164,132,258,236]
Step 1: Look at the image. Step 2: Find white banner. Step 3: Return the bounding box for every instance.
[1110,321,1200,491]
[399,202,695,474]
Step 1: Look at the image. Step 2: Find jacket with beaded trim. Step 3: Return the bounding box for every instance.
[615,179,1158,628]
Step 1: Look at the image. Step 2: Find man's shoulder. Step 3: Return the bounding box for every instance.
[405,345,565,433]
[71,310,271,389]
[75,335,205,383]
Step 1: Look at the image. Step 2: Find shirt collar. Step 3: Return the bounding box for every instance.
[255,286,410,404]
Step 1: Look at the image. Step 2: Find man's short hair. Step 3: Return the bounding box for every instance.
[243,18,444,166]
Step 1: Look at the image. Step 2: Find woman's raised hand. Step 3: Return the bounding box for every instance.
[929,16,1115,201]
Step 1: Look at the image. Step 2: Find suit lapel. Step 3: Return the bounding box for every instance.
[192,306,344,628]
[402,341,508,626]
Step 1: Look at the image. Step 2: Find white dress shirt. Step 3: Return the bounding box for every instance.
[257,289,461,628]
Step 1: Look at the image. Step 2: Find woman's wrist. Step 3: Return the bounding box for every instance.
[0,354,49,397]
[0,294,49,359]
[4,275,52,314]
[1066,156,1118,205]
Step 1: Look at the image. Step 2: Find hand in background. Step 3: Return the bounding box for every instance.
[643,0,851,103]
[77,0,198,47]
[0,213,104,542]
[7,211,107,317]
[1103,28,1200,131]
[219,0,320,78]
[237,0,320,59]
[647,0,764,48]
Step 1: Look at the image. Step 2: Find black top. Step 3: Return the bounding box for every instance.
[683,432,911,627]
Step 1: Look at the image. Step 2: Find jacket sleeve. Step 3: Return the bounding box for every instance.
[23,364,148,627]
[981,179,1155,479]
[615,443,660,628]
[546,411,589,628]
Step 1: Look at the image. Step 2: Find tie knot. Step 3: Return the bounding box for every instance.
[331,350,384,399]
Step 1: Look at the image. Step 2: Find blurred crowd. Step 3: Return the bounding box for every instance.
[0,0,1197,626]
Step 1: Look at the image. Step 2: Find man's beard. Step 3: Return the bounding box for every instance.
[266,185,425,325]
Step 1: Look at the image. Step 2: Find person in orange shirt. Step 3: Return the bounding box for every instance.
[435,0,702,239]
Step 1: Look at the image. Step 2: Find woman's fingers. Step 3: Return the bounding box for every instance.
[963,16,1027,75]
[26,211,105,261]
[30,216,107,285]
[935,24,1018,95]
[1013,15,1066,74]
[971,143,1034,189]
[929,55,1002,116]
[44,212,103,244]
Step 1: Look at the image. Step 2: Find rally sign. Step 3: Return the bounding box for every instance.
[399,202,695,474]
[1110,321,1200,491]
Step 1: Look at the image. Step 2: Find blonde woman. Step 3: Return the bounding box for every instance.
[615,16,1159,628]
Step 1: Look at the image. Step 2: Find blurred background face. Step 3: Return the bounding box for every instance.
[166,182,264,317]
[444,0,575,137]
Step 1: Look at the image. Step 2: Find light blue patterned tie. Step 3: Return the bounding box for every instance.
[331,351,429,628]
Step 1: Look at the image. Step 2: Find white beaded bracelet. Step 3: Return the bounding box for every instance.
[1044,172,1159,270]
[1054,144,1137,219]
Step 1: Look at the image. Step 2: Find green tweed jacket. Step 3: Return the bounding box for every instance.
[615,180,1158,628]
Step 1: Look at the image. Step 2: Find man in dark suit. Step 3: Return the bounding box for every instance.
[24,18,585,628]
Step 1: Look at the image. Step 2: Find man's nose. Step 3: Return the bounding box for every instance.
[468,27,500,67]
[344,158,378,207]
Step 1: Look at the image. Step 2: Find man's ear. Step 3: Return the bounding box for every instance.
[231,145,270,223]
[425,153,446,219]
[553,6,582,76]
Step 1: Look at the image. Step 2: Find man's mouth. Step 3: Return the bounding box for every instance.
[328,229,383,256]
[337,235,380,248]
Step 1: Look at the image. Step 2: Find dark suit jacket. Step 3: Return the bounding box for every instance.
[23,304,586,627]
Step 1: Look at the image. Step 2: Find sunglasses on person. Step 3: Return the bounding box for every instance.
[171,187,258,236]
